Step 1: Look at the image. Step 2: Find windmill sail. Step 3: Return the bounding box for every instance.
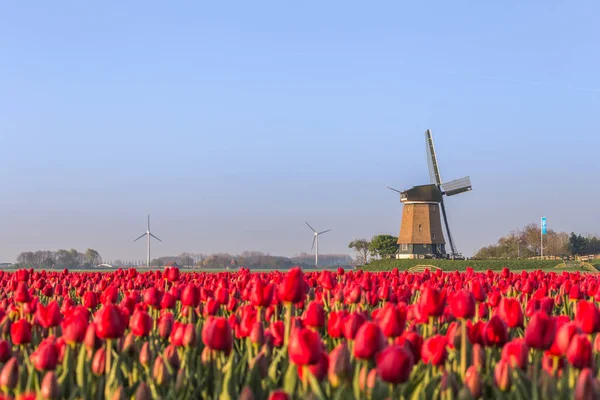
[425,130,442,186]
[439,198,458,256]
[442,177,472,196]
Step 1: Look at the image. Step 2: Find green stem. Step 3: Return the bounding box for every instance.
[460,319,467,380]
[284,303,293,347]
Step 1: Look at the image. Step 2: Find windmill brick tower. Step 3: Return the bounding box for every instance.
[388,130,472,259]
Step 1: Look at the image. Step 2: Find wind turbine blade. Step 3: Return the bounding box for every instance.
[318,229,331,235]
[387,186,402,194]
[305,221,316,232]
[147,215,150,231]
[133,233,147,242]
[150,233,163,242]
[311,236,316,250]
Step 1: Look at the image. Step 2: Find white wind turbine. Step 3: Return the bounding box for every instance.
[134,215,163,267]
[305,221,331,268]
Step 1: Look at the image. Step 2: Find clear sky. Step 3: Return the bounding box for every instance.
[1,1,599,263]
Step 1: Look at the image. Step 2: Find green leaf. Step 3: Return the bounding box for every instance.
[283,363,298,395]
[306,370,327,400]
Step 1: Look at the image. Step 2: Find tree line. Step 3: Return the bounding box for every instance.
[473,223,600,259]
[15,249,102,269]
[150,251,353,269]
[348,234,399,265]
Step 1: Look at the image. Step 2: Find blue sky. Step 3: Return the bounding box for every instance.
[1,1,599,262]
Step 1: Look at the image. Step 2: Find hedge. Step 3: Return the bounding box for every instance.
[359,259,572,272]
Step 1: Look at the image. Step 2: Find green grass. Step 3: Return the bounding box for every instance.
[359,259,572,272]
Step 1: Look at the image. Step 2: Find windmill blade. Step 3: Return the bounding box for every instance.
[147,215,150,231]
[305,221,316,232]
[442,176,472,196]
[439,198,458,256]
[318,229,331,235]
[311,236,316,250]
[425,130,443,186]
[386,186,402,194]
[150,233,163,242]
[133,233,147,242]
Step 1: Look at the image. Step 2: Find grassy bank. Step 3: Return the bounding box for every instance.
[359,258,574,272]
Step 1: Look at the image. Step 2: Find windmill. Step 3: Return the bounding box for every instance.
[387,130,472,259]
[134,215,163,267]
[305,222,331,267]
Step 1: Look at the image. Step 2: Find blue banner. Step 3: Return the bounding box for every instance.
[541,217,547,235]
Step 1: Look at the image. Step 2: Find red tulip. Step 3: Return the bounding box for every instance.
[288,327,323,365]
[83,292,99,309]
[14,282,31,303]
[354,322,386,360]
[574,368,600,400]
[143,288,162,309]
[303,301,325,328]
[94,305,126,339]
[298,351,329,381]
[10,319,32,345]
[129,310,153,337]
[342,312,366,340]
[525,312,556,350]
[494,359,511,391]
[268,391,289,400]
[202,317,233,355]
[449,290,475,319]
[31,341,59,371]
[575,301,600,334]
[278,267,307,304]
[419,287,446,317]
[501,339,528,369]
[36,301,62,328]
[0,341,12,363]
[378,304,406,338]
[482,316,508,347]
[566,334,592,369]
[61,313,89,344]
[421,335,448,366]
[497,298,524,328]
[554,322,582,355]
[375,345,413,384]
[181,285,200,307]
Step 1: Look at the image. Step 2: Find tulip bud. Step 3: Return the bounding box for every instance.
[182,324,196,347]
[201,346,212,365]
[250,322,265,347]
[441,370,459,396]
[175,369,186,393]
[0,357,19,390]
[135,382,152,400]
[268,390,290,400]
[111,386,127,400]
[92,349,106,376]
[164,344,180,370]
[139,342,152,368]
[120,332,136,356]
[465,366,482,399]
[153,356,170,386]
[328,342,352,388]
[472,343,485,371]
[250,351,268,379]
[240,386,256,400]
[84,324,101,351]
[41,371,59,400]
[158,315,173,339]
[494,359,511,391]
[575,368,600,400]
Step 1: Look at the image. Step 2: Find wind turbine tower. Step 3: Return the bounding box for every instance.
[134,215,163,267]
[305,222,331,268]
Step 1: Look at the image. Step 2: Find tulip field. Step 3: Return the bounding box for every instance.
[2,267,600,400]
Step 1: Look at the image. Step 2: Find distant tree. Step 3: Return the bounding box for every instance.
[348,239,371,265]
[369,235,398,259]
[84,249,102,268]
[569,233,587,256]
[150,258,164,267]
